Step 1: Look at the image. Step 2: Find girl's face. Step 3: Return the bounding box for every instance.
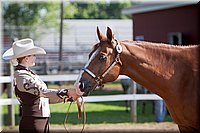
[26,55,36,67]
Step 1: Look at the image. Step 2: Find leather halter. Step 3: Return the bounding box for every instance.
[82,39,122,88]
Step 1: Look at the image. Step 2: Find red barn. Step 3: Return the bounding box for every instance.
[122,2,199,45]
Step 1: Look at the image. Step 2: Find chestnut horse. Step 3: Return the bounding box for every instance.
[75,27,199,132]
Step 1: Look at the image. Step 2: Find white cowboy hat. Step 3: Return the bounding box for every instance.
[2,38,46,60]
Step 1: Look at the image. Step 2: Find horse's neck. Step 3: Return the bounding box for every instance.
[120,41,175,76]
[119,41,195,96]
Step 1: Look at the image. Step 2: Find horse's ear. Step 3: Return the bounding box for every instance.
[97,26,106,41]
[106,27,114,43]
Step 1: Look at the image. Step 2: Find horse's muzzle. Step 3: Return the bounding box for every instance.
[78,80,92,96]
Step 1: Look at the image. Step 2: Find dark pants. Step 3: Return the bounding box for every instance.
[19,116,49,133]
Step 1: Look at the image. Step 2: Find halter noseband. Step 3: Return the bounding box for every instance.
[82,39,122,88]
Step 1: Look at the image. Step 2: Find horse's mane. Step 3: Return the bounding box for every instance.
[121,40,199,50]
[120,40,199,79]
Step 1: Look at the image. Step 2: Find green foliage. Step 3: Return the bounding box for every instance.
[64,1,133,19]
[3,2,60,39]
[2,1,133,40]
[3,3,39,26]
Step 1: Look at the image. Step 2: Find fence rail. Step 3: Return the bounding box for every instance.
[0,74,162,106]
[1,74,163,126]
[0,94,162,106]
[0,74,128,83]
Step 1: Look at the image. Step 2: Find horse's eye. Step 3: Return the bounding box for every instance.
[99,55,107,62]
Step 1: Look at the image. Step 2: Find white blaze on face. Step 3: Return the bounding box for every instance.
[74,48,100,95]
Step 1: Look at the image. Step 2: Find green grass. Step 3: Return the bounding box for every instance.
[2,82,173,126]
[49,101,130,125]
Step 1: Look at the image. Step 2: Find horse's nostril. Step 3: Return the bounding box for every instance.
[78,80,92,95]
[79,82,85,92]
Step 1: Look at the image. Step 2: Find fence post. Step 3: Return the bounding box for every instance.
[8,62,15,126]
[130,80,137,122]
[0,74,1,132]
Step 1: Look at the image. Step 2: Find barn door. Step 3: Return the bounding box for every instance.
[168,32,182,45]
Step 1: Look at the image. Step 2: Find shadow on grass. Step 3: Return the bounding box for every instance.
[3,109,172,126]
[3,100,172,126]
[3,90,172,126]
[49,111,172,125]
[50,110,131,125]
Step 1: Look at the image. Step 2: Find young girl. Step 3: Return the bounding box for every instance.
[2,38,80,133]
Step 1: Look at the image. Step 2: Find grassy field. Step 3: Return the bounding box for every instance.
[2,82,173,126]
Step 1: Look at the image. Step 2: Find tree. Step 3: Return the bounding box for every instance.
[3,2,60,40]
[63,1,133,19]
[3,1,133,41]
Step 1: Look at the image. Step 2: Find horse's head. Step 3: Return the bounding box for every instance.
[75,27,123,96]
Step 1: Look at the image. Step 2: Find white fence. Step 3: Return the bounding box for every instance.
[0,74,163,126]
[0,74,162,106]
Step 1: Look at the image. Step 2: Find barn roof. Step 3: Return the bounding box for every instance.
[122,2,197,15]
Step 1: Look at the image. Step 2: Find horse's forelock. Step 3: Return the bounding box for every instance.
[89,43,100,58]
[89,39,114,59]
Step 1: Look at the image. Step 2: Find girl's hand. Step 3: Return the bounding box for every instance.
[67,89,81,101]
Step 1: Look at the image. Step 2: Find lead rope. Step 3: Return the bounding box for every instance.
[64,96,86,133]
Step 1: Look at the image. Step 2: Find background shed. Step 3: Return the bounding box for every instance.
[122,2,200,45]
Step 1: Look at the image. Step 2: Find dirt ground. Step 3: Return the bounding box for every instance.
[2,122,179,133]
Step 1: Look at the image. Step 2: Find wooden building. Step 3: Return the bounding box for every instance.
[122,2,200,45]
